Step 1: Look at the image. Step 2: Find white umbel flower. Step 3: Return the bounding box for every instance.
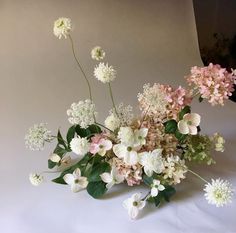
[67,99,97,128]
[70,136,90,156]
[91,46,105,61]
[123,193,146,219]
[104,114,120,131]
[29,173,43,186]
[204,179,234,207]
[25,123,53,151]
[53,17,72,39]
[94,62,116,83]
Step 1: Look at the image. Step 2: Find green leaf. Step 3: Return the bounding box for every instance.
[178,106,191,120]
[66,126,76,144]
[162,185,176,202]
[57,129,67,149]
[164,120,177,134]
[52,176,67,185]
[198,96,204,103]
[53,144,68,157]
[87,124,102,134]
[88,162,110,182]
[75,125,91,138]
[143,174,153,186]
[48,159,57,169]
[87,181,107,199]
[175,130,187,142]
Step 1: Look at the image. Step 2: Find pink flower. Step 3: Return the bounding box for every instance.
[90,136,112,156]
[186,63,236,106]
[178,113,201,135]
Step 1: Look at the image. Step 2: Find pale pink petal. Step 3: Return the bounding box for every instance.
[178,120,189,134]
[102,139,112,150]
[189,113,201,126]
[188,125,198,135]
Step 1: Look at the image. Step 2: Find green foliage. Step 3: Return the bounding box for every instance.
[164,120,177,134]
[183,135,215,165]
[175,130,187,142]
[198,96,204,103]
[87,181,107,199]
[75,124,101,138]
[178,106,191,120]
[147,186,176,207]
[66,125,76,145]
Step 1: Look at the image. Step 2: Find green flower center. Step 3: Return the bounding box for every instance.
[127,146,132,152]
[133,201,138,206]
[74,179,79,184]
[187,120,192,125]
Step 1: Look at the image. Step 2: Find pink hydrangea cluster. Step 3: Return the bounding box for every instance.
[186,63,236,106]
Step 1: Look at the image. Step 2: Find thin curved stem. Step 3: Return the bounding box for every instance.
[68,35,93,101]
[95,122,115,134]
[108,83,118,116]
[187,168,209,183]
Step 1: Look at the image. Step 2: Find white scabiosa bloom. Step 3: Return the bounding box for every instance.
[53,17,72,39]
[123,193,146,219]
[204,179,234,207]
[70,136,90,156]
[63,168,88,193]
[91,46,105,61]
[139,149,164,177]
[94,62,116,83]
[29,173,43,186]
[104,114,120,131]
[67,99,97,128]
[25,123,53,151]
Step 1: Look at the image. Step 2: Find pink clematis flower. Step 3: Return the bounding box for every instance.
[178,113,201,135]
[90,136,112,156]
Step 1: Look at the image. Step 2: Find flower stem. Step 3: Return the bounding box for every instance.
[68,35,93,101]
[187,168,209,183]
[142,191,151,201]
[108,83,118,116]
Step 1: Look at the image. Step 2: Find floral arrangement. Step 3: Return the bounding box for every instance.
[25,17,235,219]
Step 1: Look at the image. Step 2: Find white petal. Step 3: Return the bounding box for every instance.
[144,167,153,177]
[188,125,198,135]
[113,144,126,159]
[153,179,160,186]
[189,113,201,126]
[178,120,189,134]
[106,181,114,190]
[128,207,139,219]
[100,173,113,183]
[49,154,61,163]
[124,151,138,165]
[158,185,165,191]
[132,193,142,201]
[103,139,113,150]
[71,184,80,193]
[151,187,158,197]
[63,174,75,185]
[138,201,146,210]
[78,177,88,188]
[138,152,148,166]
[73,168,81,178]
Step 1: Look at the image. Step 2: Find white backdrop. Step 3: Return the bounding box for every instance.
[0,0,236,232]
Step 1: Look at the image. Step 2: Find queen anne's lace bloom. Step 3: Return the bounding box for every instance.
[25,123,53,151]
[53,17,72,39]
[29,173,44,186]
[186,63,236,106]
[91,46,105,61]
[204,179,234,207]
[94,62,116,83]
[67,99,97,128]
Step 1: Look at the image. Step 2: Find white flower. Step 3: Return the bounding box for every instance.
[70,136,90,156]
[53,17,72,39]
[49,153,61,163]
[100,167,124,189]
[178,113,201,135]
[163,155,187,184]
[94,62,116,83]
[113,144,139,165]
[139,149,164,177]
[29,173,43,186]
[104,114,120,131]
[90,138,112,156]
[25,123,53,151]
[134,128,148,147]
[109,102,134,126]
[67,99,97,128]
[91,46,105,61]
[117,127,135,146]
[123,193,146,219]
[212,133,225,152]
[204,179,234,207]
[63,168,88,192]
[151,179,165,197]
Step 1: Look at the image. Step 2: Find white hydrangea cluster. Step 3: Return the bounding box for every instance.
[25,123,53,151]
[53,17,72,39]
[91,46,105,61]
[204,179,234,207]
[109,103,134,126]
[70,136,90,156]
[163,155,187,184]
[29,173,44,186]
[67,99,97,128]
[94,62,116,83]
